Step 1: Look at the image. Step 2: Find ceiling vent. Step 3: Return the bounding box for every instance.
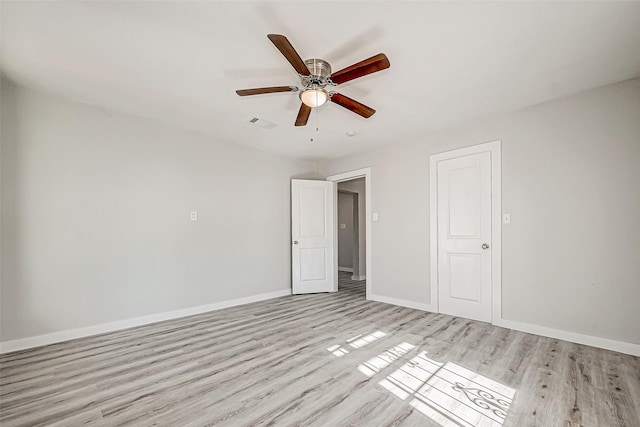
[248,117,277,129]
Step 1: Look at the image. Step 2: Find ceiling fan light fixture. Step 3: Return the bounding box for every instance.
[300,87,329,108]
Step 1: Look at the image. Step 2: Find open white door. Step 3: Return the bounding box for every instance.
[292,179,337,294]
[437,152,492,322]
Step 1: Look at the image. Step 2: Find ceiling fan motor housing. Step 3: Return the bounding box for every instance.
[304,59,331,78]
[302,58,333,88]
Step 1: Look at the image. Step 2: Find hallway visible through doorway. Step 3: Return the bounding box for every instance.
[327,167,372,300]
[337,178,366,281]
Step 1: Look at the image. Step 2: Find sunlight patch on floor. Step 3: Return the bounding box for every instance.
[327,330,387,357]
[347,330,387,349]
[378,351,443,400]
[357,342,415,377]
[365,349,515,427]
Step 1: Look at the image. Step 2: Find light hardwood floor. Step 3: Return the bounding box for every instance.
[1,273,639,426]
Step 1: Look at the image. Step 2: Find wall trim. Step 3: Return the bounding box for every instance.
[494,318,640,357]
[370,293,436,313]
[0,289,291,354]
[338,267,354,273]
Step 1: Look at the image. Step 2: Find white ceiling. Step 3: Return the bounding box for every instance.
[2,1,639,160]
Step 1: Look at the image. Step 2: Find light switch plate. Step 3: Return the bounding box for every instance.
[372,213,379,222]
[503,213,511,224]
[190,211,198,221]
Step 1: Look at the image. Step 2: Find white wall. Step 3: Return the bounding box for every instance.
[0,81,315,343]
[319,78,640,346]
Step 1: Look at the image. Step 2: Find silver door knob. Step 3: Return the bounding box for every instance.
[482,243,490,250]
[293,241,299,245]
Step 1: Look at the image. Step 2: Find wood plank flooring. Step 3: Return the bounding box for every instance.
[1,273,639,426]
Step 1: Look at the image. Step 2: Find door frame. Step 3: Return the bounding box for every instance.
[326,168,372,300]
[429,141,502,323]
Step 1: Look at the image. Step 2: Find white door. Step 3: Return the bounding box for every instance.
[292,179,337,294]
[437,152,492,322]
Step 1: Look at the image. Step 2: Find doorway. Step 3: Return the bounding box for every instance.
[338,185,365,279]
[326,168,372,300]
[429,141,502,323]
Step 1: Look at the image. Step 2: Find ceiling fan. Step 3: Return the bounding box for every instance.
[236,34,390,126]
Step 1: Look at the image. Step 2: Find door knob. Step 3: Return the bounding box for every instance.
[481,243,489,250]
[293,241,299,245]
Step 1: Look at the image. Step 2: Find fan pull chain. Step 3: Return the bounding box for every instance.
[310,108,320,143]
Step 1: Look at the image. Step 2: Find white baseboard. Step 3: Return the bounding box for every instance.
[0,289,291,354]
[494,318,640,357]
[5,289,636,357]
[368,293,639,357]
[351,275,366,281]
[369,293,436,313]
[338,267,354,273]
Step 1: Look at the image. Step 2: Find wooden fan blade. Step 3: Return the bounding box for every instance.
[295,103,312,126]
[236,86,295,96]
[330,93,376,118]
[330,53,390,85]
[267,34,311,76]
